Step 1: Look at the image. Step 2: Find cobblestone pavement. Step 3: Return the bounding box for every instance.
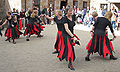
[0,24,120,72]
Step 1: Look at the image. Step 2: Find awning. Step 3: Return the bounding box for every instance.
[108,0,120,3]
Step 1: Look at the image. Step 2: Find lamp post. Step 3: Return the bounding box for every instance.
[24,0,27,30]
[39,0,40,10]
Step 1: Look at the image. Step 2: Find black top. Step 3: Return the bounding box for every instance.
[93,17,114,35]
[6,16,12,28]
[34,16,42,24]
[20,11,25,18]
[62,15,76,35]
[54,16,64,31]
[28,17,36,24]
[12,21,17,27]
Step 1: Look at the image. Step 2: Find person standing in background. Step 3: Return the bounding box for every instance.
[0,18,3,36]
[117,13,120,30]
[82,8,87,22]
[20,9,25,30]
[111,12,117,29]
[62,6,66,17]
[102,6,107,16]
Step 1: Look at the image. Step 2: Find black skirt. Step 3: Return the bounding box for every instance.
[86,34,114,57]
[5,27,23,39]
[58,33,75,62]
[24,23,39,36]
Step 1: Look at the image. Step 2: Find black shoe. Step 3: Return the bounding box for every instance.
[5,38,9,41]
[68,64,75,71]
[18,35,20,38]
[37,35,43,38]
[39,35,43,37]
[85,56,90,61]
[26,39,30,41]
[9,39,11,42]
[13,41,16,44]
[5,38,11,42]
[0,33,2,37]
[110,55,118,60]
[52,51,58,54]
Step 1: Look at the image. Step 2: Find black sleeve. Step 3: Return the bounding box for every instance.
[11,21,14,26]
[63,16,68,24]
[6,16,8,20]
[53,16,57,22]
[108,21,114,33]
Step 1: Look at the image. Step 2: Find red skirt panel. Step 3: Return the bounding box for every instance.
[86,34,114,57]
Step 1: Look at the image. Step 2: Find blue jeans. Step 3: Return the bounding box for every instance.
[88,17,93,27]
[111,21,116,29]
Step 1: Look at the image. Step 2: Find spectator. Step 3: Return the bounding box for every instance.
[98,8,103,17]
[82,8,87,21]
[102,6,107,16]
[117,13,120,30]
[12,8,18,16]
[62,6,66,17]
[20,9,25,29]
[111,12,117,29]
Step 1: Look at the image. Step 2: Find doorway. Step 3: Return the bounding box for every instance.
[60,0,68,9]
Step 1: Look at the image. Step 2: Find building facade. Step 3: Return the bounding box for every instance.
[21,0,90,11]
[90,0,120,11]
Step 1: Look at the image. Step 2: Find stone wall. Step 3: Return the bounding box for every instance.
[21,0,33,10]
[21,0,90,11]
[0,0,10,18]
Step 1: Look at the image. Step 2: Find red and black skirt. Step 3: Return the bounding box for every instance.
[54,31,62,52]
[24,23,39,36]
[5,27,23,39]
[16,19,23,30]
[58,33,75,62]
[36,23,45,32]
[86,34,114,57]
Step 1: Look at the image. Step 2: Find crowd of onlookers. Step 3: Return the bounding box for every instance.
[75,6,120,31]
[1,5,120,31]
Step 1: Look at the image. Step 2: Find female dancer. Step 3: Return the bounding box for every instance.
[85,11,117,61]
[46,10,64,54]
[0,18,3,36]
[0,12,12,42]
[0,13,22,44]
[12,15,23,39]
[24,11,39,41]
[57,8,79,70]
[34,10,45,37]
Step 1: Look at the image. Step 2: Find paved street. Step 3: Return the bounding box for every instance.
[0,24,120,72]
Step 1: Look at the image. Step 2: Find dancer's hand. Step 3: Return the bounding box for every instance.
[12,25,14,27]
[112,36,116,41]
[90,31,93,37]
[71,37,78,41]
[40,14,44,17]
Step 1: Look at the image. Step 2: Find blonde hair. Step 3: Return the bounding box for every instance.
[31,12,35,18]
[92,11,98,17]
[56,10,62,16]
[118,13,120,17]
[34,10,38,16]
[104,11,113,20]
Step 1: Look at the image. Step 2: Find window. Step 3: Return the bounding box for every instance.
[83,1,87,9]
